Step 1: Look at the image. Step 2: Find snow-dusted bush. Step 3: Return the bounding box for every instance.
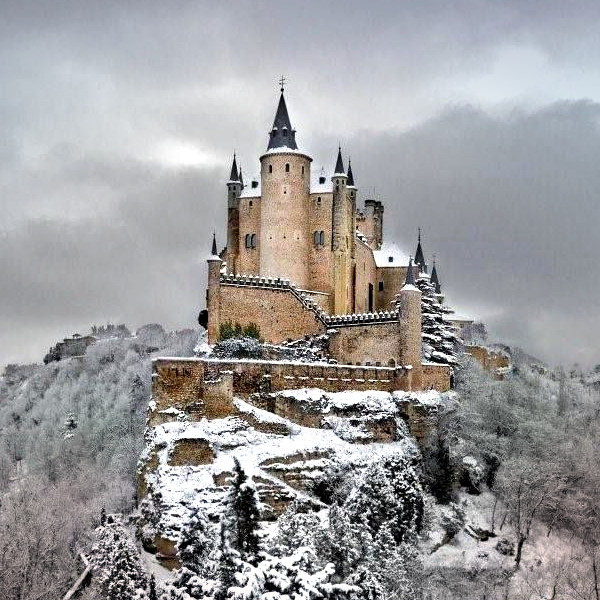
[212,337,265,360]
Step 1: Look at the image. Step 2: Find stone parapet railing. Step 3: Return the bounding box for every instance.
[324,310,399,327]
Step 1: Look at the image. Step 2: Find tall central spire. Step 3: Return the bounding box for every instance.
[267,83,298,151]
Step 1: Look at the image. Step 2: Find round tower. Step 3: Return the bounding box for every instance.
[259,89,312,287]
[206,233,222,344]
[397,258,423,390]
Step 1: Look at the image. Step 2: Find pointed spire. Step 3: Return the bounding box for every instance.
[404,257,416,286]
[347,159,355,187]
[238,166,244,187]
[430,257,441,294]
[229,153,238,182]
[414,227,427,273]
[334,145,345,175]
[267,85,298,150]
[211,232,218,257]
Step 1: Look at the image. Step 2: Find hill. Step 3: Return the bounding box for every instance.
[1,327,599,600]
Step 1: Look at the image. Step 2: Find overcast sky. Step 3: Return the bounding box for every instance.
[1,0,599,368]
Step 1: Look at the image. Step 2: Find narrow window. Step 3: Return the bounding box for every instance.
[319,231,325,245]
[301,166,305,175]
[378,281,384,291]
[316,196,321,206]
[285,163,290,172]
[245,234,251,249]
[269,164,272,173]
[313,231,319,245]
[251,234,257,249]
[283,128,288,136]
[249,200,253,207]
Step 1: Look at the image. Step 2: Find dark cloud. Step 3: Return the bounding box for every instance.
[1,1,599,367]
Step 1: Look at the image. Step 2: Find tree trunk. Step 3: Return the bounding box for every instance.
[515,534,526,568]
[593,554,599,600]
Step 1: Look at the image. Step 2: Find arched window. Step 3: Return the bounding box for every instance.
[250,234,257,249]
[314,231,325,246]
[387,358,396,368]
[285,163,290,172]
[319,231,325,245]
[316,196,321,206]
[245,234,251,249]
[269,164,272,173]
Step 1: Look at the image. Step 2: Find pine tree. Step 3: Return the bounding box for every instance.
[414,275,461,366]
[149,574,158,600]
[229,458,260,562]
[215,521,239,600]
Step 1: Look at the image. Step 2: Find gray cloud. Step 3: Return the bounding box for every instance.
[1,1,599,367]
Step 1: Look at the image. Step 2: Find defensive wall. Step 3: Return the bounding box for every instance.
[151,356,450,427]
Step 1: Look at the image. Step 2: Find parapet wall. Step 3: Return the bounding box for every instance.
[151,356,450,427]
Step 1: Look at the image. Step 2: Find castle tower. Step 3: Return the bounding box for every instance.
[398,257,423,390]
[259,87,312,287]
[331,147,353,314]
[226,154,242,274]
[206,233,222,344]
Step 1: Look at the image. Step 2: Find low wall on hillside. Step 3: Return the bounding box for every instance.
[465,345,510,379]
[151,356,450,427]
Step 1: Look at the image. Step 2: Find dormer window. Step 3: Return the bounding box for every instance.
[251,180,258,189]
[283,128,288,137]
[319,176,325,184]
[388,256,393,263]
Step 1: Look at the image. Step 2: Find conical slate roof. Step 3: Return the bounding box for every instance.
[334,146,345,176]
[347,159,355,187]
[211,233,218,256]
[404,257,416,286]
[238,166,244,187]
[415,228,427,273]
[229,154,238,182]
[431,261,441,294]
[267,93,298,150]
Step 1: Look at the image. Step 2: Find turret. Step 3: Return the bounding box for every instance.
[331,147,353,314]
[397,257,422,390]
[206,233,222,344]
[226,154,242,274]
[259,86,312,287]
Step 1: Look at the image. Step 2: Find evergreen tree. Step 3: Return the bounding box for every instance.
[214,521,240,600]
[229,458,260,562]
[414,275,461,366]
[149,574,157,600]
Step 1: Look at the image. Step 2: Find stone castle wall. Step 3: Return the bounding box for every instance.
[328,322,400,366]
[216,279,327,343]
[151,356,450,427]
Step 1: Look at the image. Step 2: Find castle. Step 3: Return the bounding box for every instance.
[203,84,452,392]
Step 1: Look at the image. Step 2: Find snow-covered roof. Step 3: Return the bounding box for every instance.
[310,168,333,194]
[373,244,411,268]
[262,146,311,158]
[240,178,261,198]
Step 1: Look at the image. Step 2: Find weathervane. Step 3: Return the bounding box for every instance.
[279,75,286,93]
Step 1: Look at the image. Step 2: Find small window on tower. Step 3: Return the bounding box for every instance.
[249,200,253,207]
[301,166,305,174]
[245,234,251,249]
[319,231,325,245]
[378,281,384,291]
[269,164,273,173]
[316,196,321,206]
[285,163,290,172]
[251,234,257,249]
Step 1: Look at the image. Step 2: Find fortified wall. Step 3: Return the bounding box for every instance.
[150,356,450,428]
